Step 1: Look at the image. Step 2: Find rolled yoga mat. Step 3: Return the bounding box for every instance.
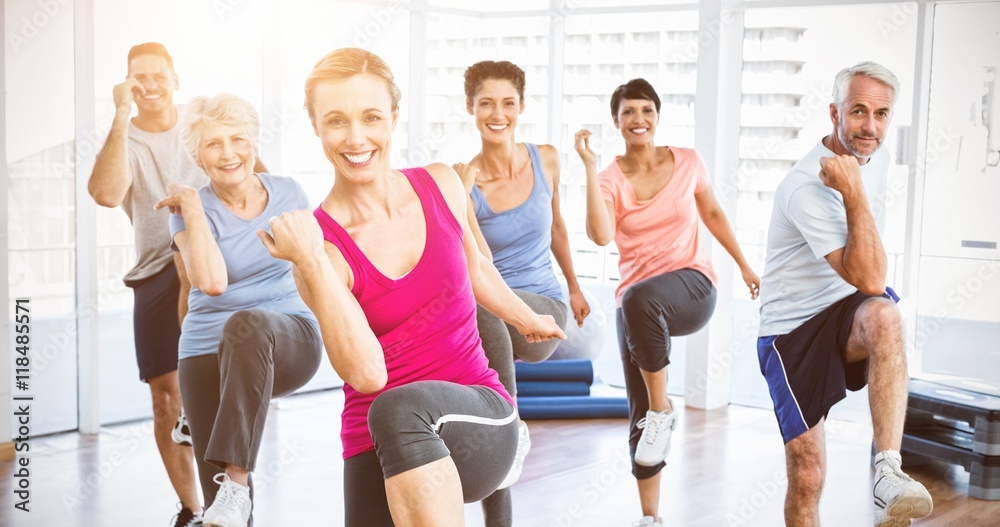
[516,381,591,397]
[517,396,629,419]
[514,359,594,384]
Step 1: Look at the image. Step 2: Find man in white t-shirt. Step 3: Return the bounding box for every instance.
[89,42,207,527]
[757,62,933,527]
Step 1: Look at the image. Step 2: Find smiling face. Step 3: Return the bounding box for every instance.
[830,75,895,160]
[127,54,178,114]
[468,78,524,144]
[615,97,659,145]
[195,123,256,187]
[309,73,397,182]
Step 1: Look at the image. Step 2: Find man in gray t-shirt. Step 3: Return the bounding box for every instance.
[756,62,933,527]
[88,42,205,527]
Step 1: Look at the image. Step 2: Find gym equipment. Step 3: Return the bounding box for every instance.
[902,378,1000,500]
[517,396,629,420]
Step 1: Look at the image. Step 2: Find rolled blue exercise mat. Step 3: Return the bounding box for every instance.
[517,396,629,419]
[516,381,591,397]
[514,359,594,384]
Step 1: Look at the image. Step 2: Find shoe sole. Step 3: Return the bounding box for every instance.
[885,491,933,520]
[875,515,911,527]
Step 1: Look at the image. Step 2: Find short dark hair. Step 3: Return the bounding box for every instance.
[127,42,174,71]
[610,78,660,124]
[463,60,526,102]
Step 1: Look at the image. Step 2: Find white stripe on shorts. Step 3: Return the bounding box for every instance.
[431,408,517,434]
[772,339,809,431]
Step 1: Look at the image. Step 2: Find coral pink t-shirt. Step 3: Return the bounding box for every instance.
[598,146,718,306]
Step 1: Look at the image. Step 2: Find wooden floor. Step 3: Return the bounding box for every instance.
[1,388,995,526]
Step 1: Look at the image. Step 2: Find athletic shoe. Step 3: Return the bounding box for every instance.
[170,504,202,527]
[634,407,678,467]
[203,474,252,527]
[875,507,911,527]
[873,450,933,526]
[497,421,531,489]
[632,516,661,527]
[171,409,193,447]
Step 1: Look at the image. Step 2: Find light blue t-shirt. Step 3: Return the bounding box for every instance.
[169,173,318,359]
[758,140,889,336]
[471,143,564,301]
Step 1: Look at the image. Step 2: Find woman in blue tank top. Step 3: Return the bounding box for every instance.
[453,60,593,523]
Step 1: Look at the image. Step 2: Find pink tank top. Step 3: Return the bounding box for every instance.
[314,167,514,460]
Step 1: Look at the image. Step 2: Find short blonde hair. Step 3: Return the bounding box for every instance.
[303,47,402,123]
[181,93,260,160]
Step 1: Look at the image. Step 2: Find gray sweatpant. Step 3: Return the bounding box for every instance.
[616,268,716,479]
[178,308,322,511]
[477,288,570,398]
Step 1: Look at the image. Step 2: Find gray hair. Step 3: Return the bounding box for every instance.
[832,61,900,108]
[180,93,260,160]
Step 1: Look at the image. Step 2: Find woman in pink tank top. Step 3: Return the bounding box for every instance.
[258,48,565,527]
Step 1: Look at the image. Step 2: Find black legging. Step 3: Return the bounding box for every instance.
[343,381,518,526]
[616,268,717,479]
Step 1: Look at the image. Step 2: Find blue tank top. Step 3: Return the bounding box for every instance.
[470,143,564,301]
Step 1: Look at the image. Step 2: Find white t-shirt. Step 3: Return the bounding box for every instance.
[122,111,207,284]
[758,139,889,336]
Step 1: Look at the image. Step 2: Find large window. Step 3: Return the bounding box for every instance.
[6,0,79,434]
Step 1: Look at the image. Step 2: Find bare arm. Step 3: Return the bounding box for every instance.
[427,163,566,342]
[574,130,616,246]
[174,252,190,325]
[89,79,143,207]
[541,145,591,326]
[819,155,887,296]
[154,184,228,296]
[452,162,493,261]
[262,210,386,393]
[695,187,760,299]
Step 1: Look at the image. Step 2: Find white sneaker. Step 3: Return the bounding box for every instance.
[497,421,531,489]
[634,407,678,467]
[203,473,252,527]
[632,516,661,527]
[171,409,192,447]
[875,507,912,527]
[873,450,933,526]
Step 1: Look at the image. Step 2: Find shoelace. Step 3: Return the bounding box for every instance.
[636,413,669,444]
[213,474,251,514]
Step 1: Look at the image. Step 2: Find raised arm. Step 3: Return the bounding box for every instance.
[574,130,616,246]
[819,154,887,296]
[173,252,191,325]
[540,145,591,326]
[89,79,143,207]
[695,187,760,299]
[452,162,493,261]
[427,163,566,343]
[260,210,387,393]
[154,183,228,296]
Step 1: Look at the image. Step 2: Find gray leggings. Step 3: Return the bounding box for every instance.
[476,289,568,526]
[178,309,322,511]
[343,381,518,526]
[477,288,570,398]
[616,269,717,479]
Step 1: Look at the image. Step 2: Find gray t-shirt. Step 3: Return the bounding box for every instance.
[122,114,207,284]
[758,139,889,336]
[169,173,318,359]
